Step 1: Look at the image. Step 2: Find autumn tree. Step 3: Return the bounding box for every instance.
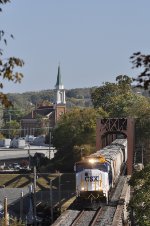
[131,52,150,89]
[0,0,24,107]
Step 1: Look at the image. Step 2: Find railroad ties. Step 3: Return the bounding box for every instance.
[52,176,130,226]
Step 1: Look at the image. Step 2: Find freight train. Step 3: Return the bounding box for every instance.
[74,139,127,204]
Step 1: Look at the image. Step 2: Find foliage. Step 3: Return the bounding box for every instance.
[91,75,150,118]
[131,52,150,89]
[3,107,25,122]
[2,119,20,138]
[50,107,107,171]
[135,117,150,165]
[135,117,150,141]
[0,132,5,139]
[6,87,93,113]
[53,108,99,149]
[110,92,150,118]
[0,0,24,107]
[129,164,150,226]
[91,82,119,111]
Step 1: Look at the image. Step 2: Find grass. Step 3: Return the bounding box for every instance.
[0,173,75,191]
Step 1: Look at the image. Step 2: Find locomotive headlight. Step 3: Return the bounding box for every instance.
[89,158,96,164]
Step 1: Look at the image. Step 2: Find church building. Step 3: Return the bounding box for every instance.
[21,66,66,137]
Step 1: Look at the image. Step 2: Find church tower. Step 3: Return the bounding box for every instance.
[55,65,66,122]
[55,65,66,104]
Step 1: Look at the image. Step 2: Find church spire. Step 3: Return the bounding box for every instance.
[55,65,66,104]
[55,65,64,90]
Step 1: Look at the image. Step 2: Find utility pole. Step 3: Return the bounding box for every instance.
[33,167,37,225]
[20,190,23,221]
[9,112,11,139]
[58,173,61,212]
[50,179,53,224]
[49,128,52,159]
[4,197,8,226]
[28,144,31,169]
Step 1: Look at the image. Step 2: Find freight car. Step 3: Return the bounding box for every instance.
[74,139,127,204]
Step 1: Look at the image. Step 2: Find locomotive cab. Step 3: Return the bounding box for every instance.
[74,156,111,204]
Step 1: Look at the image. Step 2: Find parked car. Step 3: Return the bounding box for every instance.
[12,163,21,170]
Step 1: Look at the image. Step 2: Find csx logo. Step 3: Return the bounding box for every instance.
[85,176,99,182]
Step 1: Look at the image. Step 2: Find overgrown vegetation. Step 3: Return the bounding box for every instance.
[129,164,150,226]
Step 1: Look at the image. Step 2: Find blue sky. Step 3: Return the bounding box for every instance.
[1,0,150,93]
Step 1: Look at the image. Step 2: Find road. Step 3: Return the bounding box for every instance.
[0,146,56,160]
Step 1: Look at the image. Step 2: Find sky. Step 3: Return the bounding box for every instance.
[1,0,150,93]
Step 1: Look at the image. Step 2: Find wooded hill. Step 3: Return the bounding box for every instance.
[6,87,96,113]
[6,86,149,114]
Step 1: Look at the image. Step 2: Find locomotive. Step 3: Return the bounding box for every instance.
[74,139,127,204]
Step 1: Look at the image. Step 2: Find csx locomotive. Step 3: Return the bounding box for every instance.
[74,139,127,204]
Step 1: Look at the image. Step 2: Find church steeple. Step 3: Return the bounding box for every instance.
[55,65,66,104]
[55,65,64,89]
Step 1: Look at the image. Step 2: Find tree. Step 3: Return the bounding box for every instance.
[129,164,150,226]
[0,0,24,107]
[130,52,150,89]
[91,82,120,111]
[2,120,20,138]
[53,108,99,150]
[91,76,150,118]
[49,107,108,171]
[116,74,132,86]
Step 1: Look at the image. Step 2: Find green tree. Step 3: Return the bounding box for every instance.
[0,0,24,107]
[109,92,150,118]
[129,164,150,226]
[2,119,20,138]
[50,107,108,171]
[91,82,120,111]
[91,76,150,118]
[53,108,98,149]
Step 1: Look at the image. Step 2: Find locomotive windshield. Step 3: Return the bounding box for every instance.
[75,162,109,173]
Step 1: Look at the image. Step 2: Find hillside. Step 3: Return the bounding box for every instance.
[6,87,96,113]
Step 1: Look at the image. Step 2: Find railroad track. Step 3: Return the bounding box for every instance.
[52,176,129,226]
[71,210,96,226]
[91,206,116,226]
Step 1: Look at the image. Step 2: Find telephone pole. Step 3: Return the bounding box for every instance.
[4,197,8,226]
[50,179,53,224]
[33,166,37,225]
